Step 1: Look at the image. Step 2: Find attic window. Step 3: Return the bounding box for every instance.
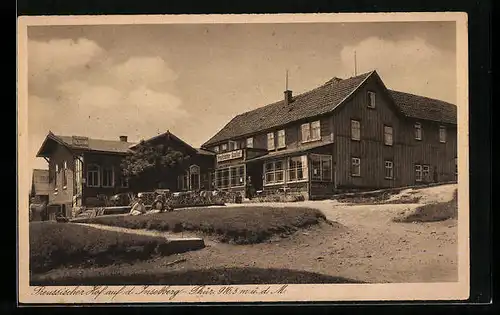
[367,91,376,108]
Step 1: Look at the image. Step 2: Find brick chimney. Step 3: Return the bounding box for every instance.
[284,90,293,106]
[119,136,128,142]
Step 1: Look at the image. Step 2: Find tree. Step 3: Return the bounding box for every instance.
[120,140,189,180]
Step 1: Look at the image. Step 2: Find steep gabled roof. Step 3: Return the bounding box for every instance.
[129,130,215,156]
[202,71,374,147]
[388,90,457,125]
[36,132,135,157]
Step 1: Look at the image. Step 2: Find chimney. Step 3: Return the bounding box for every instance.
[284,90,293,106]
[119,136,128,142]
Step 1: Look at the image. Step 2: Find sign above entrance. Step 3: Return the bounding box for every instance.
[71,136,89,148]
[217,149,243,162]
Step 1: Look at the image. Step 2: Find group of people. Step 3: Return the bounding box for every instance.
[129,194,172,216]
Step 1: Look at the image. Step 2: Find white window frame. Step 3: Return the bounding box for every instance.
[415,122,422,140]
[54,163,59,189]
[367,91,376,108]
[287,155,308,183]
[384,125,393,146]
[385,160,394,179]
[351,120,361,141]
[267,132,275,150]
[213,165,245,189]
[311,120,321,141]
[264,160,285,185]
[87,164,100,187]
[246,137,254,148]
[310,154,333,182]
[101,165,115,188]
[415,164,423,182]
[351,157,361,177]
[221,143,228,152]
[213,146,220,153]
[439,125,447,143]
[277,129,286,149]
[62,161,68,189]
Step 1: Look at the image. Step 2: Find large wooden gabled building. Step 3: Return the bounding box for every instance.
[201,70,458,200]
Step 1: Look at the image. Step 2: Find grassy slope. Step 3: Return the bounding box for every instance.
[30,222,199,273]
[31,267,362,286]
[75,206,328,244]
[393,189,458,223]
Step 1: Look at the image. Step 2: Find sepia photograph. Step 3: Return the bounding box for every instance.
[17,13,469,303]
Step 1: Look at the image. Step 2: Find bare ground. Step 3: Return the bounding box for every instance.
[35,184,458,284]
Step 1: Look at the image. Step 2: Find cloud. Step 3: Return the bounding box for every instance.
[110,56,178,88]
[339,36,456,103]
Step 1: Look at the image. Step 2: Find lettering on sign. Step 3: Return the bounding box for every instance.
[72,136,89,148]
[217,149,243,162]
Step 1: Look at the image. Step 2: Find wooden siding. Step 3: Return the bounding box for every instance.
[48,144,75,207]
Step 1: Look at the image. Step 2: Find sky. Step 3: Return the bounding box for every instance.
[27,21,457,174]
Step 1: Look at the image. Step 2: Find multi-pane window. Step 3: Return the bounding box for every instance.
[439,126,447,143]
[415,164,423,182]
[310,154,333,181]
[385,160,394,179]
[267,132,275,150]
[264,160,284,185]
[178,171,188,190]
[246,137,254,148]
[221,143,228,152]
[87,164,100,187]
[74,158,83,195]
[102,166,114,188]
[367,91,376,108]
[384,125,393,146]
[351,120,361,141]
[351,157,361,176]
[288,156,308,182]
[415,123,422,140]
[214,165,245,189]
[213,146,219,153]
[301,120,321,142]
[277,129,286,148]
[229,140,239,151]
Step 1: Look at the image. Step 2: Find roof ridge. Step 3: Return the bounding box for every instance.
[388,89,456,106]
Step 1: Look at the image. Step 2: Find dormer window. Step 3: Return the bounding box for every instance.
[415,122,422,140]
[367,91,376,108]
[267,132,275,150]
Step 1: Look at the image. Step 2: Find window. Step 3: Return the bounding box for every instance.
[267,132,275,150]
[415,164,423,182]
[277,129,286,148]
[178,171,188,190]
[74,157,83,195]
[214,165,245,189]
[423,165,430,182]
[62,161,68,188]
[439,126,447,143]
[385,161,394,179]
[246,137,254,148]
[54,164,59,187]
[301,120,321,142]
[229,140,239,151]
[310,154,333,181]
[351,158,361,177]
[102,166,114,188]
[367,91,376,108]
[221,143,228,152]
[264,160,284,185]
[415,123,422,140]
[351,120,361,141]
[213,146,220,153]
[384,125,393,146]
[87,164,100,187]
[288,156,308,182]
[311,121,321,140]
